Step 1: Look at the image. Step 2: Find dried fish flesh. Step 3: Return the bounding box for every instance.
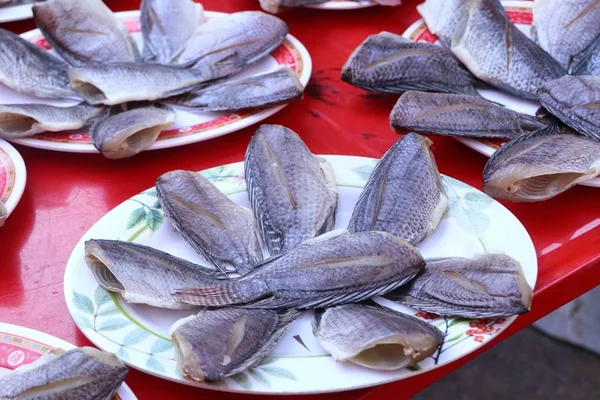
[342,32,478,95]
[390,91,544,140]
[0,103,103,139]
[313,303,444,370]
[171,308,300,381]
[417,0,475,46]
[244,124,338,255]
[482,124,600,202]
[156,170,263,275]
[173,231,425,309]
[531,0,600,71]
[89,104,175,159]
[348,133,447,246]
[166,67,304,112]
[451,0,565,99]
[386,253,533,318]
[85,239,220,309]
[0,347,128,399]
[32,0,140,66]
[0,28,77,99]
[141,0,205,64]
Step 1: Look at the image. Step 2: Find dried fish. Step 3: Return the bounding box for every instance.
[572,39,600,75]
[0,201,6,228]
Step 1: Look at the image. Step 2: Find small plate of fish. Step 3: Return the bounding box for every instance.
[0,322,137,399]
[0,139,26,227]
[64,124,537,394]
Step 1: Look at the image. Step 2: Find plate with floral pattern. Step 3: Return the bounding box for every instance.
[0,139,26,221]
[0,322,137,399]
[64,155,537,394]
[402,0,600,188]
[8,11,312,154]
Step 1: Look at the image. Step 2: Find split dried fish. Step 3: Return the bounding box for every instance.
[531,0,600,71]
[141,0,205,64]
[342,32,478,95]
[166,67,304,112]
[0,347,128,399]
[85,239,220,309]
[417,0,476,46]
[482,124,600,202]
[171,308,300,382]
[348,133,447,246]
[451,0,565,99]
[244,124,338,255]
[386,254,532,318]
[313,302,444,370]
[156,170,263,275]
[0,28,77,99]
[89,104,175,159]
[538,75,600,141]
[173,231,425,309]
[32,0,140,66]
[390,91,544,140]
[0,103,103,139]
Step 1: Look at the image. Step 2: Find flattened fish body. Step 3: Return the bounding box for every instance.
[85,239,220,309]
[245,124,338,255]
[348,133,448,246]
[173,231,425,309]
[390,91,544,140]
[171,308,300,381]
[313,303,444,370]
[156,170,263,275]
[32,0,140,66]
[341,32,477,95]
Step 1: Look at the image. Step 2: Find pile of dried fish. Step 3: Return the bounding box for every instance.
[0,0,304,159]
[85,124,532,382]
[343,0,600,202]
[258,0,401,14]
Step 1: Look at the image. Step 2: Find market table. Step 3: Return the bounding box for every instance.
[0,0,599,398]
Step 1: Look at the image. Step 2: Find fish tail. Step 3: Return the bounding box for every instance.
[172,279,268,307]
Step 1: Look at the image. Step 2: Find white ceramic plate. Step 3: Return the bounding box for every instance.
[8,11,312,154]
[0,2,34,24]
[0,139,26,219]
[306,1,377,10]
[64,155,537,395]
[403,0,600,188]
[0,322,137,399]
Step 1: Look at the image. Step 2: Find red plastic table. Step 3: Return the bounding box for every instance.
[1,1,599,399]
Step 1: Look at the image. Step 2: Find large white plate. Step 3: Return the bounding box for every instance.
[306,1,377,10]
[64,155,537,395]
[0,322,137,399]
[8,11,312,154]
[0,139,26,219]
[402,0,600,189]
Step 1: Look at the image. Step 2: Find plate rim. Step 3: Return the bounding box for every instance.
[305,1,377,10]
[0,138,26,217]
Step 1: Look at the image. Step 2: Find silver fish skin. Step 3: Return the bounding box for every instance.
[571,39,600,76]
[32,0,140,66]
[166,67,304,112]
[68,63,211,106]
[244,124,338,255]
[141,0,205,64]
[0,201,6,227]
[531,0,600,71]
[156,170,263,275]
[172,11,288,78]
[89,104,175,159]
[0,347,127,400]
[0,28,77,99]
[348,133,448,246]
[390,91,544,140]
[482,124,600,202]
[341,32,478,95]
[451,0,566,100]
[171,308,300,382]
[0,103,104,139]
[259,0,328,13]
[417,0,475,47]
[85,239,220,309]
[538,75,600,141]
[386,253,532,318]
[313,302,444,370]
[173,231,426,309]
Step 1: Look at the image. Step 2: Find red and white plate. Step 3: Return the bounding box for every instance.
[403,0,600,188]
[8,10,312,154]
[306,1,377,10]
[0,139,25,220]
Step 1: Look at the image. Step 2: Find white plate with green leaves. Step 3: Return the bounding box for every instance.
[63,155,537,394]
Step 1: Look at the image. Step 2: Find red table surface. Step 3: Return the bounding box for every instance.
[1,0,599,399]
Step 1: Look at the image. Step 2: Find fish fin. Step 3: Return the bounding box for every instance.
[173,278,269,307]
[392,293,523,318]
[352,80,478,96]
